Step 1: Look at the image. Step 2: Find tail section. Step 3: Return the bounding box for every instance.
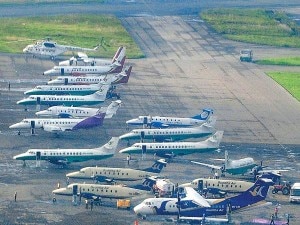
[192,108,214,120]
[201,116,217,129]
[112,46,126,64]
[115,66,132,84]
[73,112,106,130]
[111,56,126,74]
[102,137,120,153]
[143,159,167,173]
[92,84,111,101]
[104,100,122,118]
[204,131,224,149]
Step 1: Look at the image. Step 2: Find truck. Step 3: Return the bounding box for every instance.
[117,199,131,209]
[239,49,253,62]
[153,178,175,197]
[289,182,300,203]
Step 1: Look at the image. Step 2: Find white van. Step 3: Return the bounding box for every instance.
[289,182,300,203]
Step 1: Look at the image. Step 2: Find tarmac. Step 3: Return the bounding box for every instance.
[0,3,300,225]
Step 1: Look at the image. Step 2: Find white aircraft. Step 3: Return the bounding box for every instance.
[43,54,126,76]
[59,46,126,66]
[119,116,217,143]
[23,38,99,59]
[17,84,110,107]
[126,108,214,128]
[119,131,224,158]
[35,100,121,119]
[53,182,149,200]
[13,137,119,166]
[9,112,106,134]
[47,66,132,85]
[66,159,167,182]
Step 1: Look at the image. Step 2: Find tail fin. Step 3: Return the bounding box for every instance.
[202,116,217,128]
[73,112,106,130]
[102,137,120,153]
[92,84,111,101]
[192,108,214,120]
[111,56,126,74]
[113,66,132,84]
[227,178,274,211]
[112,46,126,64]
[104,100,122,118]
[143,159,167,173]
[203,131,224,149]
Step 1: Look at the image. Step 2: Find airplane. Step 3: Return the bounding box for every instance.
[66,158,167,183]
[126,108,214,128]
[52,182,149,200]
[13,137,119,166]
[24,66,131,96]
[35,100,121,119]
[23,38,99,59]
[9,112,106,134]
[47,65,132,85]
[133,178,274,221]
[119,131,224,158]
[119,116,217,143]
[17,84,110,107]
[58,46,126,66]
[43,54,126,76]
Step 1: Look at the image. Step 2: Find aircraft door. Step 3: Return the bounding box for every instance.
[36,97,41,105]
[64,78,68,85]
[142,145,147,154]
[198,180,204,192]
[36,151,41,160]
[140,131,145,142]
[72,184,78,195]
[143,117,148,125]
[61,68,64,75]
[30,121,35,135]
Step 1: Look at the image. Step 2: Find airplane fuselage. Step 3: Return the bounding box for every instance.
[48,75,115,85]
[36,106,99,118]
[44,65,117,76]
[226,159,256,175]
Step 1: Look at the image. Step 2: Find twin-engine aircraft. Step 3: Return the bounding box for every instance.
[9,112,106,134]
[13,137,119,166]
[58,46,126,66]
[134,178,274,222]
[23,38,99,59]
[66,159,167,183]
[120,116,217,143]
[47,66,132,85]
[36,100,121,119]
[119,131,224,158]
[126,108,213,128]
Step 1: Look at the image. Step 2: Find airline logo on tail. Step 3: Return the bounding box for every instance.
[250,186,265,197]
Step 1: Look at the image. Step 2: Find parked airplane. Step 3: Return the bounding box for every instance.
[43,55,126,76]
[17,84,110,107]
[13,137,119,165]
[119,131,223,158]
[36,100,121,119]
[9,112,106,134]
[23,38,99,59]
[59,46,126,66]
[66,159,167,182]
[134,178,274,220]
[47,66,132,85]
[126,108,213,128]
[180,177,254,193]
[53,182,149,200]
[120,116,217,143]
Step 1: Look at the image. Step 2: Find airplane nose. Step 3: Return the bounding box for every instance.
[119,133,132,140]
[35,110,48,117]
[52,187,68,195]
[126,118,140,125]
[9,123,20,129]
[66,171,81,178]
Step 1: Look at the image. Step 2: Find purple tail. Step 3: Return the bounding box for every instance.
[73,112,106,130]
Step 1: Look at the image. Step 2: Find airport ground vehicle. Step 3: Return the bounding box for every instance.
[117,199,131,209]
[239,49,253,62]
[290,182,300,203]
[272,181,291,195]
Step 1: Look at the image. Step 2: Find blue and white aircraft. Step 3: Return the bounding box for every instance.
[13,137,119,166]
[9,112,106,134]
[119,131,223,158]
[126,108,213,128]
[47,66,132,85]
[36,100,121,119]
[134,178,274,221]
[17,84,110,107]
[119,116,217,143]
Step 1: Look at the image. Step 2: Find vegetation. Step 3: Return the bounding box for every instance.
[0,0,101,4]
[0,14,144,58]
[201,9,300,48]
[267,72,300,101]
[256,57,300,66]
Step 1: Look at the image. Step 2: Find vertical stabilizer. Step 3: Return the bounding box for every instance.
[143,159,167,173]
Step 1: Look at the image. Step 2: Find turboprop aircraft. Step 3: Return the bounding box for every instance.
[47,66,132,85]
[17,84,110,108]
[126,108,213,128]
[13,137,119,166]
[66,159,167,183]
[9,112,106,134]
[43,54,126,76]
[120,116,217,144]
[134,178,274,221]
[23,38,99,59]
[59,46,126,66]
[36,100,121,119]
[52,182,149,200]
[119,131,224,158]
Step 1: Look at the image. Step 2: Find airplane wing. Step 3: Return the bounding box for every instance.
[77,52,88,59]
[184,187,211,208]
[150,122,169,128]
[191,161,222,170]
[42,125,63,133]
[179,216,228,223]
